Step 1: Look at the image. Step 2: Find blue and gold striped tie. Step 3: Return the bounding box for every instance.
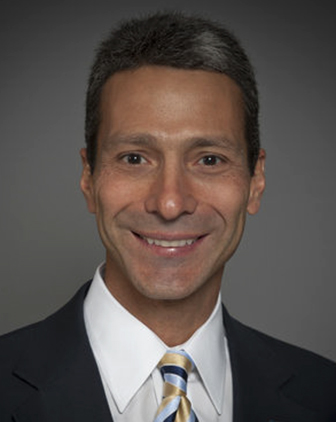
[154,350,199,422]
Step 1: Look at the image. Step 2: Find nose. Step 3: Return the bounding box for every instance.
[145,162,197,221]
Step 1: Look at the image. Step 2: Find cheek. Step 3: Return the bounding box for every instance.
[205,177,251,221]
[93,176,146,223]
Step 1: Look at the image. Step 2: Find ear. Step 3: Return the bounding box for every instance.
[80,148,96,214]
[247,148,266,215]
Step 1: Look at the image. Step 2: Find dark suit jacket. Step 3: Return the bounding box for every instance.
[1,281,336,421]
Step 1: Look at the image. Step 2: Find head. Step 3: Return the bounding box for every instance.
[85,11,260,175]
[80,13,265,323]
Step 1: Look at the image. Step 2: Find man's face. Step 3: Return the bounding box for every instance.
[81,66,265,308]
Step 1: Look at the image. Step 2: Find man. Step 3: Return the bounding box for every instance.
[1,11,335,422]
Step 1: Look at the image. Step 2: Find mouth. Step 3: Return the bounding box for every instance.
[133,232,202,248]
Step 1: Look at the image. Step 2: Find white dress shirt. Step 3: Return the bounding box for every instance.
[84,264,232,421]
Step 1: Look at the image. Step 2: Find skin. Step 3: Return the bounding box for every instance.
[80,66,265,346]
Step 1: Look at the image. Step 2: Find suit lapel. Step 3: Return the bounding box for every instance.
[222,306,318,422]
[9,283,326,421]
[11,282,113,422]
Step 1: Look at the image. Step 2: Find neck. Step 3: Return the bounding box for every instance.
[104,266,222,347]
[140,292,220,346]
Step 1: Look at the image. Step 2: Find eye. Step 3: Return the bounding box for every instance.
[199,155,222,166]
[122,153,147,165]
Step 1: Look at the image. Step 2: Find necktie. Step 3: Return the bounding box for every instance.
[154,350,199,422]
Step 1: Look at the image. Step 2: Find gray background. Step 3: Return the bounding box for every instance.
[1,0,335,361]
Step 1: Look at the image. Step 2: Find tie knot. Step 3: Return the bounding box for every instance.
[159,350,195,395]
[159,350,194,374]
[155,350,199,422]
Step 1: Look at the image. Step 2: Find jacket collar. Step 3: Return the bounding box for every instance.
[222,305,318,422]
[10,281,320,422]
[12,282,113,422]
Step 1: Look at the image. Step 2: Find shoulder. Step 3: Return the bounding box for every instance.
[0,280,91,356]
[224,307,336,416]
[237,316,336,371]
[0,281,92,417]
[0,320,49,419]
[224,305,336,368]
[0,322,40,394]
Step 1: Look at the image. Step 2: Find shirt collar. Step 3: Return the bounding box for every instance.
[84,263,226,414]
[84,264,167,412]
[178,293,226,414]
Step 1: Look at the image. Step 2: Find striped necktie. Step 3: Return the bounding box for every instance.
[154,350,199,422]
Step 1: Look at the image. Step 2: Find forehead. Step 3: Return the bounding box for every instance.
[97,66,246,152]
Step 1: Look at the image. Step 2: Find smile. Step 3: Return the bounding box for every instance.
[134,232,199,248]
[141,236,196,247]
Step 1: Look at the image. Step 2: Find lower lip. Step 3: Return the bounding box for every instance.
[132,233,206,257]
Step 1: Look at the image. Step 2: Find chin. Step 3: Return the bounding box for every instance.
[133,277,206,302]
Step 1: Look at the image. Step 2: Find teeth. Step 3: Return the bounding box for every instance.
[143,237,196,247]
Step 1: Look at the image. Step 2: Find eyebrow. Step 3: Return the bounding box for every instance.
[101,132,244,155]
[101,133,157,150]
[187,136,242,151]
